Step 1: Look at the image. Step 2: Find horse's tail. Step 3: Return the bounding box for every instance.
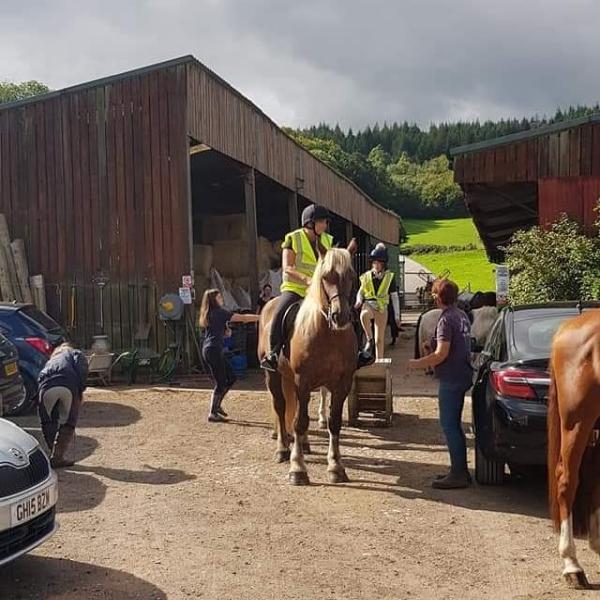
[547,362,561,531]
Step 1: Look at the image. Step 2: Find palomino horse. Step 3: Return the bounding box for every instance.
[548,310,600,588]
[258,247,358,485]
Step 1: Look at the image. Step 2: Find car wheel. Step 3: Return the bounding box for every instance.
[22,373,38,413]
[2,378,32,417]
[475,441,505,485]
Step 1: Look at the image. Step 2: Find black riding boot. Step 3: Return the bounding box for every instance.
[41,422,58,452]
[208,391,227,422]
[357,338,376,369]
[260,350,279,372]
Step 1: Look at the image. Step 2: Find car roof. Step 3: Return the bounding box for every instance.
[0,303,33,312]
[508,301,600,311]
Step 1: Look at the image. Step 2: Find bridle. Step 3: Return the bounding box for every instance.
[320,289,342,328]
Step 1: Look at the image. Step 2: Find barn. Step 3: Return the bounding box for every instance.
[0,55,399,352]
[451,114,600,262]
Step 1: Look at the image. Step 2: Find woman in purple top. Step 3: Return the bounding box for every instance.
[407,278,473,489]
[199,290,260,423]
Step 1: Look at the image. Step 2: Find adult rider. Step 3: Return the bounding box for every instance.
[260,204,373,372]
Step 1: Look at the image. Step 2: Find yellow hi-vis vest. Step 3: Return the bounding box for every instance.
[280,229,334,297]
[360,270,394,312]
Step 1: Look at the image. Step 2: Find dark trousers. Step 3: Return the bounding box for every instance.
[202,344,236,396]
[269,291,303,353]
[438,380,470,473]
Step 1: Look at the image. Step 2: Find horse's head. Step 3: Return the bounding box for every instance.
[314,247,356,329]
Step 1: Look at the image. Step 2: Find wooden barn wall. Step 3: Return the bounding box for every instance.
[185,62,398,244]
[0,64,189,350]
[538,177,600,232]
[454,123,600,185]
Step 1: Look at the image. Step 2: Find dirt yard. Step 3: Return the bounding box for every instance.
[1,333,597,599]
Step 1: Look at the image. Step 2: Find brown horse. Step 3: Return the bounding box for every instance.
[258,247,358,485]
[548,310,600,588]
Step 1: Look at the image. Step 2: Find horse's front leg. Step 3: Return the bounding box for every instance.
[327,385,351,484]
[267,372,290,463]
[318,387,328,430]
[289,385,310,486]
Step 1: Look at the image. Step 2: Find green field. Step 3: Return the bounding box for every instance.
[403,218,484,248]
[402,218,495,291]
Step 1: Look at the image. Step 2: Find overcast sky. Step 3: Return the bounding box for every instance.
[2,1,599,130]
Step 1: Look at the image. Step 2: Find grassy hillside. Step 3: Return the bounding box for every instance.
[402,218,495,291]
[403,218,484,248]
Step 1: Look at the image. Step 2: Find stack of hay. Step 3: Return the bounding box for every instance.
[193,214,282,308]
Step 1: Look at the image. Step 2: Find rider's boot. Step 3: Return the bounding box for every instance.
[357,338,376,369]
[260,350,279,372]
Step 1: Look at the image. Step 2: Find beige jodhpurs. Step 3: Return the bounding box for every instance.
[360,303,388,359]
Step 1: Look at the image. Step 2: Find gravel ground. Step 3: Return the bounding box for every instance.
[1,332,597,600]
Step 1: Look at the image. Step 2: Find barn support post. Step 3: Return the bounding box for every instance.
[345,221,354,246]
[288,190,299,230]
[244,168,260,305]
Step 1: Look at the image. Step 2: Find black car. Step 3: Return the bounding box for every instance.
[471,301,600,485]
[0,304,68,415]
[0,332,27,416]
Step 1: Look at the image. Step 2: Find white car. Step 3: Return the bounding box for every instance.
[0,418,58,565]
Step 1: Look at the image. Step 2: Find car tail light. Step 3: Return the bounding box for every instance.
[25,337,52,356]
[491,369,540,400]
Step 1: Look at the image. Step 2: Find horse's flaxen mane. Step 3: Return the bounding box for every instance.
[295,248,352,337]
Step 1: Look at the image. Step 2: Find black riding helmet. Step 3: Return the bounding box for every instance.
[369,243,389,263]
[301,204,330,228]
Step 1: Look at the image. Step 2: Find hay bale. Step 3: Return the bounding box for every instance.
[193,245,213,278]
[201,214,247,244]
[212,240,248,279]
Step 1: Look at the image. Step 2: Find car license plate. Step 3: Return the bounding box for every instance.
[4,362,17,377]
[10,483,56,527]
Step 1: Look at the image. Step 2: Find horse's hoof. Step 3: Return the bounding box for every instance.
[564,571,590,589]
[275,449,290,463]
[318,420,328,430]
[328,470,350,484]
[289,471,310,486]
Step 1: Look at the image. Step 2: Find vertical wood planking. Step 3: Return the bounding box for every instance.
[558,130,570,178]
[580,125,593,176]
[569,128,581,177]
[591,124,600,176]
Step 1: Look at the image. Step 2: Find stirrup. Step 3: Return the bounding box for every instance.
[260,352,279,372]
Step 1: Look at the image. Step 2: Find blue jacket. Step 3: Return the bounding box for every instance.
[38,349,88,399]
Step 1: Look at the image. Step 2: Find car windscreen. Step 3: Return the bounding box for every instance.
[19,306,62,332]
[510,309,581,359]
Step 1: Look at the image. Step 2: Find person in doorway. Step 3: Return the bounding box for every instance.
[38,343,89,469]
[407,278,473,489]
[257,284,273,313]
[261,205,331,371]
[356,243,401,362]
[199,289,260,423]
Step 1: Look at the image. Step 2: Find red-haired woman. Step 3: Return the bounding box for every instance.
[407,278,473,489]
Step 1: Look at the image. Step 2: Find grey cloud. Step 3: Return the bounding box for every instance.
[1,0,599,129]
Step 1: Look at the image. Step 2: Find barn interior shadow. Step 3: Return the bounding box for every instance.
[0,556,167,599]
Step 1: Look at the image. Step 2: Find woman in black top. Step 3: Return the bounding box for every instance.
[257,284,273,313]
[199,289,260,422]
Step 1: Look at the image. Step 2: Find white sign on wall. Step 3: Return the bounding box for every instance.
[495,265,509,302]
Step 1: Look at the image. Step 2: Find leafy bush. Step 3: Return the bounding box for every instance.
[505,214,600,304]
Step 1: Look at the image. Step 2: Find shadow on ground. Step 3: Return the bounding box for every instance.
[0,556,167,599]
